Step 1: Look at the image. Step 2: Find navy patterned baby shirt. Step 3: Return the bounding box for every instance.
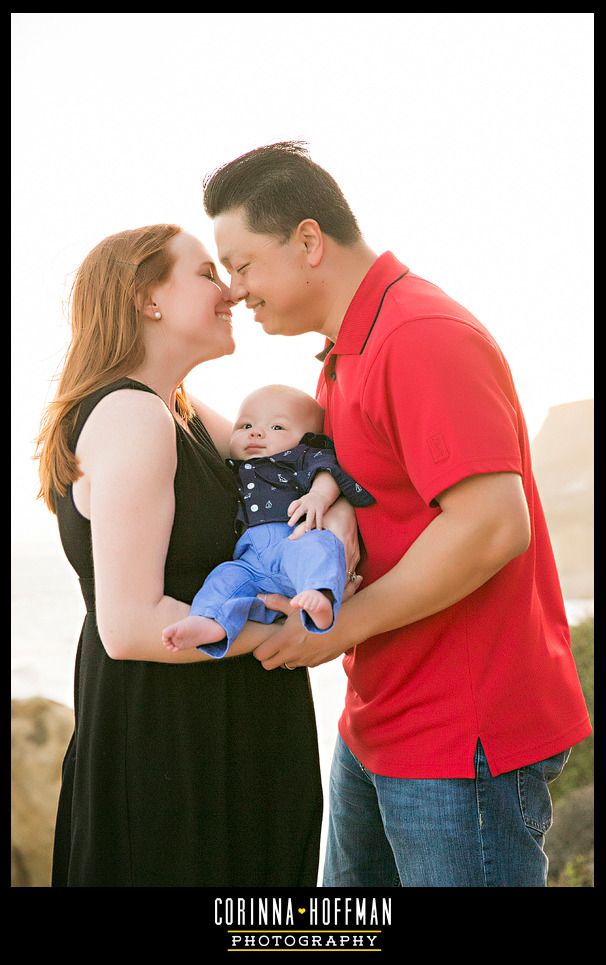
[226,432,375,533]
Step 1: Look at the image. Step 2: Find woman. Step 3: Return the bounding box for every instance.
[36,224,357,887]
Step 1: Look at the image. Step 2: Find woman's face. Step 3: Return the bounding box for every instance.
[149,231,236,362]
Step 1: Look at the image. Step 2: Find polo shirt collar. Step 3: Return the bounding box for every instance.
[315,252,409,361]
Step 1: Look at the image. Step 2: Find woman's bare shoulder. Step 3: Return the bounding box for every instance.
[76,387,176,461]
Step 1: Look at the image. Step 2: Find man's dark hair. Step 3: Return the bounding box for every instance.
[203,141,362,245]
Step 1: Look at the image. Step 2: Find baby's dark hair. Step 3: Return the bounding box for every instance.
[203,141,362,245]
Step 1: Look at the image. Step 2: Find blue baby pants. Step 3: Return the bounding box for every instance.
[192,522,347,658]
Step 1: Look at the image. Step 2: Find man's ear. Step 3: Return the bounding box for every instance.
[295,219,324,268]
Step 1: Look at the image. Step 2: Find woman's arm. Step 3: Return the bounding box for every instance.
[75,388,271,663]
[189,395,233,459]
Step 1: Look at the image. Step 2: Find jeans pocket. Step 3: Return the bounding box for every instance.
[517,749,571,834]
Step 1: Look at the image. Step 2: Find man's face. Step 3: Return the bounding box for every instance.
[214,208,318,336]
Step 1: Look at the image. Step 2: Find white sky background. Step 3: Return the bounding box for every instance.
[12,12,594,549]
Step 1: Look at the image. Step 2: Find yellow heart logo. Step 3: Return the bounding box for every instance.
[298,907,306,914]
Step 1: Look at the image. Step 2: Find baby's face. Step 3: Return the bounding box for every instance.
[230,394,313,460]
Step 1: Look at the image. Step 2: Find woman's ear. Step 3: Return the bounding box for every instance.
[138,298,162,320]
[296,219,324,268]
[134,281,160,319]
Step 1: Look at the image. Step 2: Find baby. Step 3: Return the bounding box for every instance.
[161,384,374,657]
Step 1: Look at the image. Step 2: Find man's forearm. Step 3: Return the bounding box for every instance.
[254,473,531,670]
[332,507,528,647]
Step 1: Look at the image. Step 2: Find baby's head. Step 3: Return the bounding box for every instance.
[230,384,324,461]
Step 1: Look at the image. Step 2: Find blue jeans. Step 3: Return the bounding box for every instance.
[323,733,570,887]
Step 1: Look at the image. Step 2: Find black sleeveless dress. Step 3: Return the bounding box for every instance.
[51,378,322,887]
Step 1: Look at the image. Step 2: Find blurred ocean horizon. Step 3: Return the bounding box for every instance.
[11,540,594,762]
[11,540,594,882]
[11,542,347,712]
[11,541,595,710]
[12,537,594,767]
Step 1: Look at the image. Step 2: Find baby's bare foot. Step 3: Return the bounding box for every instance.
[291,589,334,630]
[162,615,226,652]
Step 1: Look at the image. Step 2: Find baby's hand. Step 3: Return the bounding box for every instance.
[288,472,341,540]
[287,491,329,538]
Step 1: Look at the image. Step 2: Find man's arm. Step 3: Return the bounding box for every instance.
[253,471,531,669]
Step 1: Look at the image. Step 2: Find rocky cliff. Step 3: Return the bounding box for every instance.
[11,697,74,886]
[531,399,594,598]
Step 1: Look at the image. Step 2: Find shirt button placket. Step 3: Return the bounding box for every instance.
[324,354,337,434]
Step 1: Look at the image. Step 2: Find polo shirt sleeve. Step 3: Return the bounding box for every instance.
[361,317,524,507]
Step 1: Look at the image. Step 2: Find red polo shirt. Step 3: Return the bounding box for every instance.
[316,252,591,778]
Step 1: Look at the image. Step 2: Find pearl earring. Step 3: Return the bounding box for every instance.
[154,311,162,320]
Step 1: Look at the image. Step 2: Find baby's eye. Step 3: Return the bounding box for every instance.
[241,423,253,430]
[202,266,216,282]
[236,264,249,274]
[271,424,285,431]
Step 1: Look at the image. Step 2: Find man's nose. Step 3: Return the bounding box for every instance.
[216,276,237,307]
[229,274,248,303]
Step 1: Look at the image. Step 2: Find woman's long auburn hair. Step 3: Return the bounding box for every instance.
[36,223,194,512]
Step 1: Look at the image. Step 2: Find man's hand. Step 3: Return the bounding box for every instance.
[318,496,361,575]
[253,575,363,670]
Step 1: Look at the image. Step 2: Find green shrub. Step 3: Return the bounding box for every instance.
[550,851,594,888]
[546,783,594,883]
[550,617,594,805]
[545,617,594,887]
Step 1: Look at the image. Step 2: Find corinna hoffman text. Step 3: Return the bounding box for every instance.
[214,896,392,926]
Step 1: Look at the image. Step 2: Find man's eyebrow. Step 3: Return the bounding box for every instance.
[218,254,250,270]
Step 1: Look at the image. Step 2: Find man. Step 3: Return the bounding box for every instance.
[203,141,591,887]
